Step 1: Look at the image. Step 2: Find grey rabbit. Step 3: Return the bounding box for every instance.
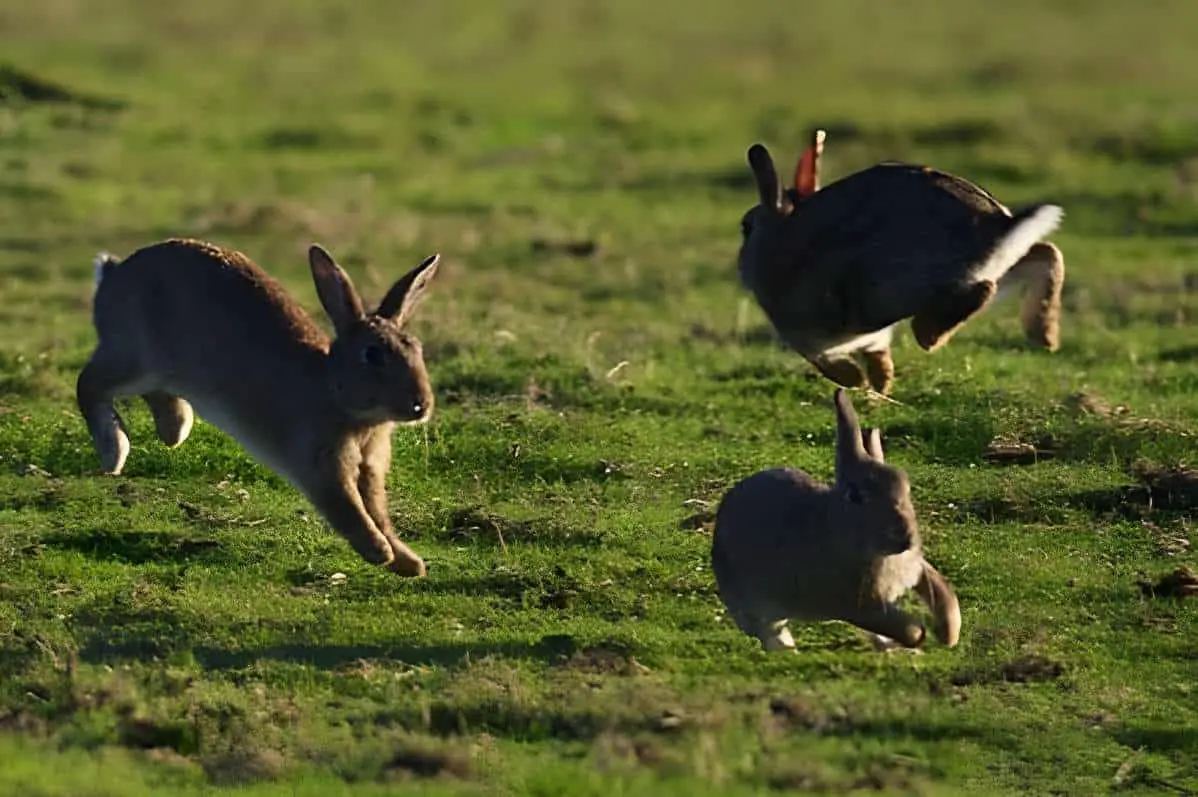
[78,238,440,577]
[710,389,961,651]
[738,129,1066,394]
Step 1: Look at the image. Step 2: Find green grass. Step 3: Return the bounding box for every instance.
[1,0,1197,794]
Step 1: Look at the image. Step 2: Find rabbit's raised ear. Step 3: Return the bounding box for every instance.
[377,253,441,327]
[309,244,365,336]
[747,144,782,212]
[833,389,870,471]
[863,427,885,463]
[792,129,825,201]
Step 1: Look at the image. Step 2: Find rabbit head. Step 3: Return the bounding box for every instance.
[309,245,440,426]
[738,131,825,289]
[831,389,918,557]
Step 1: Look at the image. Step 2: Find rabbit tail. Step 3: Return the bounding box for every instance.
[973,204,1064,285]
[93,252,120,288]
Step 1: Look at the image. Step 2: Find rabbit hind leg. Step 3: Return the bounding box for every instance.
[143,392,195,448]
[760,620,797,652]
[77,348,154,475]
[725,603,796,652]
[910,280,998,352]
[997,242,1064,351]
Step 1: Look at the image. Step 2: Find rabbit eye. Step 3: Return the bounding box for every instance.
[740,216,753,238]
[845,484,864,504]
[360,344,385,367]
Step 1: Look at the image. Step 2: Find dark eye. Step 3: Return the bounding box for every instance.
[740,215,753,238]
[845,484,864,504]
[360,344,385,367]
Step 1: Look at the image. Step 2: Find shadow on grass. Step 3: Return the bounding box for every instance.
[959,476,1198,525]
[1113,726,1198,754]
[189,637,577,672]
[41,527,225,566]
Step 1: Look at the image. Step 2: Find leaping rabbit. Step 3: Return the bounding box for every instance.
[737,129,1066,394]
[711,389,961,652]
[78,238,440,577]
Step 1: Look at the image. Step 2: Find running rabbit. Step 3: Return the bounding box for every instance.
[738,129,1066,394]
[710,389,961,651]
[77,238,440,577]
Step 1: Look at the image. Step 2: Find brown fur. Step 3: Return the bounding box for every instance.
[860,350,895,395]
[1011,242,1065,351]
[78,238,441,578]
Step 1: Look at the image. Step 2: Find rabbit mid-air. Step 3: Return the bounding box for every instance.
[737,129,1066,394]
[710,389,961,652]
[77,238,440,577]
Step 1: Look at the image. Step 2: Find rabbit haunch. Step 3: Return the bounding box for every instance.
[78,238,440,577]
[710,389,961,652]
[738,131,1066,394]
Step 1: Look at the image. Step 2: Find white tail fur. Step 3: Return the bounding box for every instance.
[93,252,118,286]
[973,204,1064,284]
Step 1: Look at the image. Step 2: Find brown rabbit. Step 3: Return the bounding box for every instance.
[710,389,961,652]
[77,238,440,577]
[738,129,1066,394]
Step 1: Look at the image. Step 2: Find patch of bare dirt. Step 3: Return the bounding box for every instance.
[200,748,288,785]
[678,510,715,533]
[383,740,472,781]
[1133,463,1198,511]
[592,732,674,772]
[556,646,651,677]
[951,654,1065,686]
[982,439,1057,465]
[765,695,852,734]
[1138,566,1198,599]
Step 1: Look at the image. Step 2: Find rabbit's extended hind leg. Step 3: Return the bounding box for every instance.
[760,620,796,652]
[998,242,1064,351]
[910,280,998,352]
[867,632,924,654]
[77,349,146,475]
[845,603,926,649]
[143,392,194,448]
[723,603,796,652]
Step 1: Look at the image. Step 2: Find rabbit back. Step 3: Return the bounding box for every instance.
[92,239,340,484]
[743,164,1059,337]
[711,468,870,623]
[95,238,330,361]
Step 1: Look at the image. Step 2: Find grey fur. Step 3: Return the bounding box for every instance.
[710,389,961,652]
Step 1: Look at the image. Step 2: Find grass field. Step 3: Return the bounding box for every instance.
[1,0,1197,794]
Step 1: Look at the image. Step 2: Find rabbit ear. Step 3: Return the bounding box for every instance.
[792,129,825,200]
[309,244,365,336]
[834,389,870,471]
[863,427,885,463]
[377,253,441,326]
[747,144,782,211]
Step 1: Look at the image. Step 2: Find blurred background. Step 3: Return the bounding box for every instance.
[0,0,1196,402]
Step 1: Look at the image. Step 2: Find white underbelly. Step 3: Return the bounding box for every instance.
[824,324,897,357]
[186,395,301,489]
